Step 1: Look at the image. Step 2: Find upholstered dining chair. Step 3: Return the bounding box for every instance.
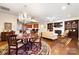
[62,30,69,38]
[7,35,24,55]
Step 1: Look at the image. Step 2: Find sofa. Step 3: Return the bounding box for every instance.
[42,31,58,40]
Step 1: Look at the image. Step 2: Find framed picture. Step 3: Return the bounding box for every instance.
[4,23,12,31]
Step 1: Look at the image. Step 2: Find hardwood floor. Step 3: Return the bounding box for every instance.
[0,41,7,47]
[42,37,78,55]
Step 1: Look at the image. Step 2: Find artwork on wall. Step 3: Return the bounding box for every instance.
[4,23,12,31]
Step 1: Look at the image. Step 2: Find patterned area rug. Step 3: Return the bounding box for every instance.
[0,41,51,55]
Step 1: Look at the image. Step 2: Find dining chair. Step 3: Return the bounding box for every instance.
[7,35,24,55]
[31,32,42,49]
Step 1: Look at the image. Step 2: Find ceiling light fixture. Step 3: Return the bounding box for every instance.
[18,5,38,23]
[62,3,70,10]
[62,6,67,10]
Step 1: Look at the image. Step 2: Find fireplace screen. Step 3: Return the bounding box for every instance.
[55,30,62,35]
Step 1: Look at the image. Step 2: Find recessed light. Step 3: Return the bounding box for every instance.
[62,6,67,10]
[67,3,70,5]
[62,3,70,10]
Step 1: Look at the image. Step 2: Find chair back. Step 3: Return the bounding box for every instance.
[34,32,42,42]
[8,35,17,46]
[62,30,69,38]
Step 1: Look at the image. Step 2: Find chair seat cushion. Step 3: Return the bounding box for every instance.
[17,40,22,43]
[10,43,23,48]
[34,39,40,42]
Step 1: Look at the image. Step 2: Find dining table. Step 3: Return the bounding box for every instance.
[16,32,39,51]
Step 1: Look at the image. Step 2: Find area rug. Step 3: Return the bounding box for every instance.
[37,41,51,55]
[0,41,51,55]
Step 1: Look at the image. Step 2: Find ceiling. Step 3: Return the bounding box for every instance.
[0,3,79,23]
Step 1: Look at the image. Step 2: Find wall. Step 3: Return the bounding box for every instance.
[38,23,47,33]
[0,12,17,32]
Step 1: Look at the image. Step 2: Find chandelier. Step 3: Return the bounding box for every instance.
[18,12,38,23]
[17,5,38,23]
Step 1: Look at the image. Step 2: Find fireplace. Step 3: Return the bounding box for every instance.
[55,30,62,36]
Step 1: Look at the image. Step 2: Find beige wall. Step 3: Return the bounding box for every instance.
[39,23,47,33]
[0,12,17,32]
